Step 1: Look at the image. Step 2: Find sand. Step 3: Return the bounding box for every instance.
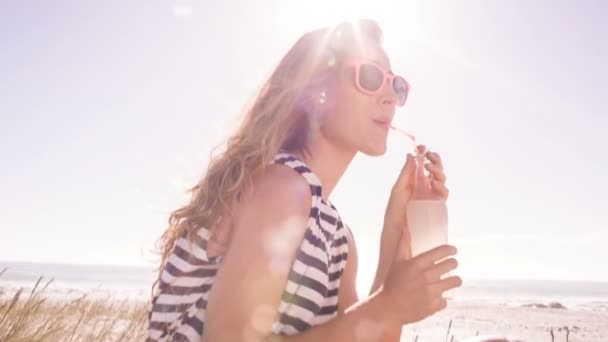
[401,301,608,342]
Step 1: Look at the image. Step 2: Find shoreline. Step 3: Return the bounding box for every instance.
[3,282,607,311]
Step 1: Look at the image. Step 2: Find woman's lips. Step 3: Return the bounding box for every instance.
[373,119,390,129]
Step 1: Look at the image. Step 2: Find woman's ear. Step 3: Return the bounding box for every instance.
[294,69,335,115]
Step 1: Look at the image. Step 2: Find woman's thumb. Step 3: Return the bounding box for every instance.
[395,153,416,189]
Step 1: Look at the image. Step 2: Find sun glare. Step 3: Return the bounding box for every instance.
[275,0,422,45]
[275,0,474,71]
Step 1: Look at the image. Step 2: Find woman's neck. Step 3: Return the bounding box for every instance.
[293,137,356,202]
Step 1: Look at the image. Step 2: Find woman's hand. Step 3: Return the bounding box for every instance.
[424,148,449,200]
[383,145,449,233]
[379,244,462,325]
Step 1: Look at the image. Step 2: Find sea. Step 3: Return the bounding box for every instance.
[1,261,607,312]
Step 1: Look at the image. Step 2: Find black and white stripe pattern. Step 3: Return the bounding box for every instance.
[147,153,349,341]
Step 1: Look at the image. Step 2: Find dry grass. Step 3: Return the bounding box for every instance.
[0,267,581,342]
[0,268,149,342]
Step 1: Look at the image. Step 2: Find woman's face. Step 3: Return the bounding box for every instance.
[319,43,401,157]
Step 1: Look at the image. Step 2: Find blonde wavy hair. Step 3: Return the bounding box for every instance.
[156,20,383,272]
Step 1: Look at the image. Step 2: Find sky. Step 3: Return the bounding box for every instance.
[1,0,607,294]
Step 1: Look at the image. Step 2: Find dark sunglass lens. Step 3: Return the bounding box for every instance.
[359,64,384,91]
[393,77,408,105]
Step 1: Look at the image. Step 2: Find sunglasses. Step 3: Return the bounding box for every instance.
[343,58,410,106]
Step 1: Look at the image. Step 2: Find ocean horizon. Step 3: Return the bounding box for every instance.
[2,260,607,312]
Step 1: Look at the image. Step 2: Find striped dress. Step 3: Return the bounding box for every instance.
[147,152,350,341]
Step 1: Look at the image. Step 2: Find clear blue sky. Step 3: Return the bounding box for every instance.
[1,1,607,293]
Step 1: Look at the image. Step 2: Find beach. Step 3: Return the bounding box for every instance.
[2,287,606,341]
[401,301,608,342]
[1,262,607,341]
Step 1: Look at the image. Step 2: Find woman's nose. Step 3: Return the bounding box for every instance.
[379,83,398,107]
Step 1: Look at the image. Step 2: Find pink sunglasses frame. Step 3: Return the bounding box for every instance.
[343,57,411,106]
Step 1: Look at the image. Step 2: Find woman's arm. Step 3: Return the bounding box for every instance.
[369,224,408,295]
[334,223,405,342]
[368,224,410,341]
[371,151,417,296]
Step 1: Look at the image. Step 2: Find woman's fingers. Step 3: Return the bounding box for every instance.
[425,151,446,185]
[422,149,449,199]
[413,245,457,270]
[428,275,463,296]
[423,257,459,282]
[431,179,449,199]
[426,151,443,169]
[417,144,427,155]
[429,297,448,313]
[425,163,446,183]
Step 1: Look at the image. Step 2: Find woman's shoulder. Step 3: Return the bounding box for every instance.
[230,162,314,237]
[252,162,313,207]
[208,162,316,280]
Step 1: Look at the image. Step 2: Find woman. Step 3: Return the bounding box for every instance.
[147,20,461,341]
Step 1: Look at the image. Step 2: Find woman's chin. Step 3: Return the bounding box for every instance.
[360,142,387,157]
